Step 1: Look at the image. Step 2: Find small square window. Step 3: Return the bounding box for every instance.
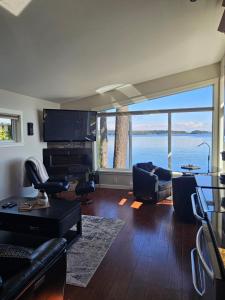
[0,117,14,141]
[0,110,23,146]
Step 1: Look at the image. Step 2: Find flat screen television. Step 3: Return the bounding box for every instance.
[43,109,97,142]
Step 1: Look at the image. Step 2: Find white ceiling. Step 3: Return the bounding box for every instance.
[0,0,224,103]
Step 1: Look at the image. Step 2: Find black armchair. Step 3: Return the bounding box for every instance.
[25,160,69,196]
[172,175,197,222]
[133,162,172,203]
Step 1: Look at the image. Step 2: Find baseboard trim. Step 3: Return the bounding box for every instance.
[96,184,132,190]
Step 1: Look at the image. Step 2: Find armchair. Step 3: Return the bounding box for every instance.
[132,162,172,203]
[25,160,69,196]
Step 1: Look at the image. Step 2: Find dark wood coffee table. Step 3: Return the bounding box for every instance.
[0,197,82,247]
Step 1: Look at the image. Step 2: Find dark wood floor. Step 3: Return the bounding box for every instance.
[64,188,198,300]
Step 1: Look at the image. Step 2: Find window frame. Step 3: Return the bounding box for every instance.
[0,108,23,147]
[96,80,218,173]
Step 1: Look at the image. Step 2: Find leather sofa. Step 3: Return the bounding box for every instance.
[0,237,67,300]
[133,162,172,203]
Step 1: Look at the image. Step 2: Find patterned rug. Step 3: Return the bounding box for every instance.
[66,215,125,287]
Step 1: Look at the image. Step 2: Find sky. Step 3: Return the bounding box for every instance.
[105,85,213,132]
[0,118,11,125]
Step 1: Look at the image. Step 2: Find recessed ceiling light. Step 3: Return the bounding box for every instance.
[96,84,125,94]
[0,0,32,16]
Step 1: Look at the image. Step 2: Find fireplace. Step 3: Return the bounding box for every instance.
[43,148,93,180]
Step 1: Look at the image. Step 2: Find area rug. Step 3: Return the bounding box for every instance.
[66,215,125,287]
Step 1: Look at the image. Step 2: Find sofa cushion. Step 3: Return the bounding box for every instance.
[0,244,33,277]
[158,180,172,191]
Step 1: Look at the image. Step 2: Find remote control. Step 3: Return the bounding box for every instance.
[2,203,10,209]
[8,203,17,208]
[2,202,17,209]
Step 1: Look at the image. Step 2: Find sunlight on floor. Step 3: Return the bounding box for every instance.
[118,198,128,206]
[130,201,143,209]
[157,199,173,206]
[48,295,62,300]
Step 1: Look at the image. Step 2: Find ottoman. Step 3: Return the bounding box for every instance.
[75,180,95,204]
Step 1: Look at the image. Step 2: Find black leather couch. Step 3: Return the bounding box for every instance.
[133,162,172,203]
[0,237,67,300]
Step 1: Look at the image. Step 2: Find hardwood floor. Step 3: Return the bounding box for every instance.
[64,188,198,300]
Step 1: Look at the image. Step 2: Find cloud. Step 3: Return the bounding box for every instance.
[0,118,11,125]
[172,121,211,132]
[132,123,167,131]
[103,117,211,132]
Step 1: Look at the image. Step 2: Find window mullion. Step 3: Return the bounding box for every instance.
[168,113,172,169]
[129,116,132,169]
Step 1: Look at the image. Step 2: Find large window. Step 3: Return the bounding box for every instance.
[131,114,168,169]
[98,115,130,169]
[129,85,213,111]
[97,85,213,172]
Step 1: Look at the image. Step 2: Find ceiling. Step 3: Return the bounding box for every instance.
[0,0,224,103]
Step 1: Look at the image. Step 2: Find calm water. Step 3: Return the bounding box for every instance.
[105,133,212,173]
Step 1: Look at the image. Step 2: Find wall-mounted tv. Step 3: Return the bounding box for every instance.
[43,109,97,142]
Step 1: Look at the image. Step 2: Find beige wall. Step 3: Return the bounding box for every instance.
[61,63,220,111]
[0,89,59,200]
[220,55,225,171]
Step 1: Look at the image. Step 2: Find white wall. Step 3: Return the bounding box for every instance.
[0,89,59,200]
[97,170,132,190]
[221,55,225,171]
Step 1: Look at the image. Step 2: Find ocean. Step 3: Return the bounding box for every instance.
[104,133,212,172]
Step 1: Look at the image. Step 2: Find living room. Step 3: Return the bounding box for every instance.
[0,1,224,300]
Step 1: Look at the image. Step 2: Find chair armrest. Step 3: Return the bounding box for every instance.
[31,238,67,265]
[133,166,159,194]
[35,181,68,190]
[155,167,172,181]
[139,168,158,183]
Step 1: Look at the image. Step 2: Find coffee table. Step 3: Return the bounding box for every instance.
[0,197,82,247]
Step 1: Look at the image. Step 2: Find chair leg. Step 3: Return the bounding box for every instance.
[79,193,93,205]
[49,193,59,199]
[77,219,82,236]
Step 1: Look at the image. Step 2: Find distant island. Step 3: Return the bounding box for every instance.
[107,130,211,135]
